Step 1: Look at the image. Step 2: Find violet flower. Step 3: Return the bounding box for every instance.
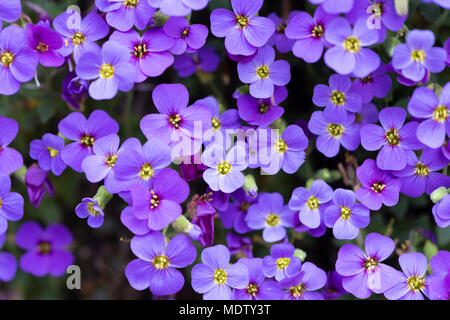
[29,133,67,176]
[25,165,54,209]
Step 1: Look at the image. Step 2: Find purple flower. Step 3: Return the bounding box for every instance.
[58,110,119,172]
[129,169,189,231]
[163,17,208,55]
[75,41,136,100]
[355,159,401,210]
[322,270,347,300]
[202,145,247,194]
[113,138,171,192]
[0,175,24,236]
[219,188,257,234]
[386,61,430,87]
[26,22,64,67]
[0,233,17,283]
[279,262,327,300]
[309,0,354,14]
[246,192,295,243]
[0,116,23,175]
[210,0,275,56]
[324,18,380,78]
[75,197,105,228]
[407,83,450,148]
[237,86,286,126]
[140,83,211,158]
[336,232,400,299]
[257,125,308,175]
[148,0,209,16]
[308,111,360,158]
[16,222,74,277]
[237,45,290,99]
[0,26,38,95]
[392,148,450,197]
[351,63,392,103]
[267,12,298,54]
[433,194,450,228]
[392,30,446,82]
[384,252,431,300]
[324,188,370,240]
[313,74,362,118]
[0,0,21,23]
[361,107,423,171]
[95,0,155,32]
[109,28,174,82]
[53,9,109,63]
[173,46,220,77]
[233,258,283,300]
[179,153,208,181]
[226,232,253,258]
[61,71,89,110]
[428,251,450,300]
[354,103,379,129]
[261,242,301,281]
[191,244,249,300]
[25,165,54,208]
[285,6,337,63]
[293,212,328,238]
[191,209,215,247]
[288,179,333,229]
[30,133,67,176]
[347,0,407,42]
[125,231,196,296]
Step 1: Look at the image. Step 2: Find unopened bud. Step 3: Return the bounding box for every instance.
[243,175,258,198]
[430,186,448,203]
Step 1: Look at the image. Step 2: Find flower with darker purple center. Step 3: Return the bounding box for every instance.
[219,188,257,234]
[26,21,65,68]
[361,107,423,171]
[210,0,275,56]
[125,231,196,296]
[336,232,400,299]
[355,159,402,210]
[58,110,119,173]
[351,63,392,103]
[267,11,299,54]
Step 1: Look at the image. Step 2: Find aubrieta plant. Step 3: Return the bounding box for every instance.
[0,0,448,301]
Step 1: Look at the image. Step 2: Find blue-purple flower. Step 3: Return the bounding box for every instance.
[261,242,301,281]
[30,133,67,176]
[279,262,327,300]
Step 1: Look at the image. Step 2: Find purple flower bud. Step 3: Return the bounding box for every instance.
[25,165,54,208]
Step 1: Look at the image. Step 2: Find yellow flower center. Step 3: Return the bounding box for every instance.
[123,0,139,8]
[361,75,372,83]
[139,163,154,180]
[411,50,425,62]
[307,195,320,210]
[150,190,161,209]
[153,255,170,270]
[276,23,286,34]
[407,275,425,292]
[240,202,250,213]
[0,51,14,67]
[47,147,58,158]
[38,241,52,255]
[363,257,378,271]
[72,32,85,46]
[181,27,190,38]
[371,182,386,193]
[355,113,363,123]
[105,154,118,168]
[133,44,148,59]
[236,15,249,28]
[369,2,384,15]
[99,64,115,79]
[256,65,270,79]
[169,114,182,128]
[340,206,351,220]
[213,268,228,285]
[0,197,2,209]
[289,284,306,298]
[327,124,344,138]
[211,117,221,130]
[259,103,269,113]
[433,105,448,123]
[36,42,49,53]
[246,283,259,297]
[265,213,280,227]
[385,128,400,146]
[275,138,288,154]
[414,162,429,176]
[276,257,290,270]
[88,202,101,216]
[312,25,324,38]
[331,90,346,106]
[344,37,361,53]
[217,161,232,175]
[81,134,95,147]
